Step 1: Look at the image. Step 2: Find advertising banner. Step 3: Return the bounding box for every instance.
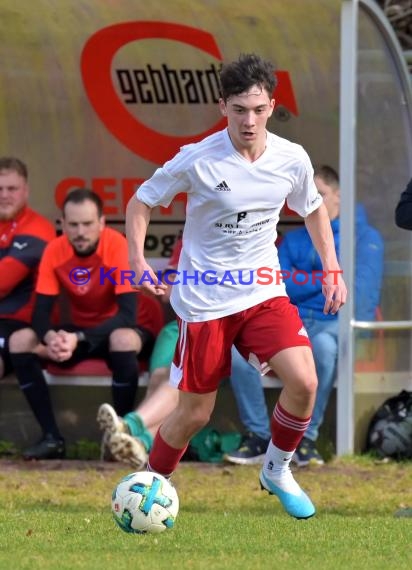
[1,0,340,256]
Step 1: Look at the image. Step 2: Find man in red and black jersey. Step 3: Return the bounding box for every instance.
[10,189,159,460]
[0,156,55,379]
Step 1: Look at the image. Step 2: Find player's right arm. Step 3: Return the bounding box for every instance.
[125,196,167,297]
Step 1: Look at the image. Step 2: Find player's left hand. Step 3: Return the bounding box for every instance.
[129,259,168,297]
[322,269,347,314]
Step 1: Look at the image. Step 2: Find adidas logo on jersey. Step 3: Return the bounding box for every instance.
[298,326,308,337]
[214,180,231,191]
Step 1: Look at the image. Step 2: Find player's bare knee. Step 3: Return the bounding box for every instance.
[176,400,213,433]
[190,408,212,432]
[8,328,38,353]
[285,373,317,405]
[298,373,317,396]
[182,412,210,434]
[109,328,141,352]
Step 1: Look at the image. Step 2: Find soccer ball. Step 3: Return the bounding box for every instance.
[111,471,179,534]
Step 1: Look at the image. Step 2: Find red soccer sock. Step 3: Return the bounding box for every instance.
[147,430,188,477]
[271,402,311,452]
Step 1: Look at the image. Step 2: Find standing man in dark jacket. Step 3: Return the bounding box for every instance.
[395,178,412,229]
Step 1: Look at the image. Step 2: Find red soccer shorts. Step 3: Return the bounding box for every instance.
[169,296,311,393]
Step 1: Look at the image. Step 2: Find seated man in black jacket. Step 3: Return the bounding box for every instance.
[9,189,154,460]
[395,178,412,229]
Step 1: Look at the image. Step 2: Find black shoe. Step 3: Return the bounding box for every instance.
[23,434,66,460]
[292,437,324,467]
[224,432,270,465]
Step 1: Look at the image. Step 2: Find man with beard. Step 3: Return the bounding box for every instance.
[10,188,160,460]
[0,156,55,379]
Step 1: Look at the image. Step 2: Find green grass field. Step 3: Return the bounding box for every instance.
[0,456,411,570]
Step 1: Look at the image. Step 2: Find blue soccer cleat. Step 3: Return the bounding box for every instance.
[259,468,316,519]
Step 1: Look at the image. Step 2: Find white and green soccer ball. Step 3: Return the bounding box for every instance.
[111,471,179,534]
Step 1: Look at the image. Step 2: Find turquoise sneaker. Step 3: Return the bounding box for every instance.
[259,468,316,519]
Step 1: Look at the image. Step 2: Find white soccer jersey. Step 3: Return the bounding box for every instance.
[136,129,322,322]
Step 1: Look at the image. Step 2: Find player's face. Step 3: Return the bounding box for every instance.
[62,199,105,255]
[0,169,29,221]
[314,176,340,221]
[219,85,274,157]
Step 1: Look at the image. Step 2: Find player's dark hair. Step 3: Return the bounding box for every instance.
[314,165,340,188]
[219,53,277,101]
[62,188,104,218]
[0,156,28,180]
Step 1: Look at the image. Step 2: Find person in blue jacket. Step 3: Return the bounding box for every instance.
[226,165,384,466]
[279,165,384,465]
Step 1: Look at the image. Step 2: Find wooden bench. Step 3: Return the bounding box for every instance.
[42,360,282,388]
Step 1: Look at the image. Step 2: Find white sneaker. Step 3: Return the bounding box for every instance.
[107,432,148,470]
[97,403,126,434]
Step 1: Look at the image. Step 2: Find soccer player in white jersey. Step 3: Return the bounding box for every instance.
[125,53,347,519]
